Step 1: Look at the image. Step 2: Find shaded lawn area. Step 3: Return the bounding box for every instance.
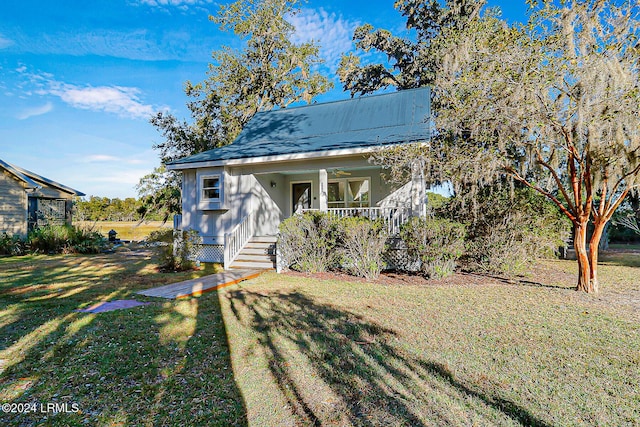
[220,259,640,426]
[1,251,639,426]
[0,252,245,426]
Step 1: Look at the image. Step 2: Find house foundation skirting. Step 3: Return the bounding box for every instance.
[194,244,224,263]
[382,238,420,272]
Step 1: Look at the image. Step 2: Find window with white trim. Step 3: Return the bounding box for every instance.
[201,175,221,201]
[328,178,370,208]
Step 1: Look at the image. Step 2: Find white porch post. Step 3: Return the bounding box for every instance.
[410,160,427,217]
[319,168,328,211]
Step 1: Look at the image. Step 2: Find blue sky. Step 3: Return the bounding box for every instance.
[0,0,528,199]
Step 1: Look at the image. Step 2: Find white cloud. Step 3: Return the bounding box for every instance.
[134,0,212,10]
[16,102,53,120]
[0,34,13,49]
[84,154,148,165]
[13,68,159,119]
[288,8,358,71]
[47,82,155,119]
[85,154,121,162]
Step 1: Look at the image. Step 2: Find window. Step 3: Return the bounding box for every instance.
[328,178,370,208]
[201,175,221,201]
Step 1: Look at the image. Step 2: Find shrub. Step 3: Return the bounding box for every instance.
[337,216,387,279]
[28,224,106,254]
[449,186,570,275]
[400,217,467,278]
[148,228,201,272]
[278,212,338,273]
[0,233,27,256]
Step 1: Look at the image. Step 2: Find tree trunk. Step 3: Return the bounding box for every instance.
[586,220,607,294]
[574,222,593,293]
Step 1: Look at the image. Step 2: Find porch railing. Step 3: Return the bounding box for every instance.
[224,211,255,269]
[302,207,411,236]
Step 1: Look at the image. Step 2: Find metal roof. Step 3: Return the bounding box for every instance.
[169,87,431,166]
[0,159,85,196]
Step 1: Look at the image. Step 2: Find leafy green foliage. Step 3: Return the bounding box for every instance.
[337,217,387,280]
[338,0,484,96]
[400,216,466,278]
[0,233,27,256]
[450,186,571,275]
[28,224,107,255]
[431,0,640,292]
[278,212,339,273]
[148,228,201,272]
[146,0,332,220]
[136,166,182,222]
[74,196,142,222]
[209,0,333,141]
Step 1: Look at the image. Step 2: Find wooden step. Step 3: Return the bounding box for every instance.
[241,247,275,255]
[250,235,278,243]
[230,260,276,269]
[244,242,274,250]
[235,254,276,262]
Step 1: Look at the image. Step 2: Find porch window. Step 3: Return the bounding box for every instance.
[328,178,370,208]
[201,175,221,201]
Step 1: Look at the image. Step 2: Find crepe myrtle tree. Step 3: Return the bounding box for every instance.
[432,0,640,293]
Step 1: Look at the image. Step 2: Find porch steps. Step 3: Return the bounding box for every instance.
[229,235,277,270]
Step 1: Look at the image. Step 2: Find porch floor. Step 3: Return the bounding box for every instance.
[136,269,265,299]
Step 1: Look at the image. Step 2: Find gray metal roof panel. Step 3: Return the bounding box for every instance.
[170,87,430,165]
[0,159,85,196]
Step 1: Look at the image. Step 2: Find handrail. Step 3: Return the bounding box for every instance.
[301,207,411,236]
[224,211,255,269]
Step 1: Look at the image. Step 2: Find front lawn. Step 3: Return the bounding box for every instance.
[0,252,244,426]
[221,260,640,426]
[1,251,638,426]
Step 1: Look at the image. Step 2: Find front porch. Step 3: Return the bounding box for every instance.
[175,161,426,270]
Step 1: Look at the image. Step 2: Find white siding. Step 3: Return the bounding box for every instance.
[180,155,414,240]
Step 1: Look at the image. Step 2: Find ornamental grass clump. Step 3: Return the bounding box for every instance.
[27,224,106,254]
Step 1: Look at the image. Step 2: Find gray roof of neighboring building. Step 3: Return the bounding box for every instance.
[169,87,431,166]
[0,159,85,196]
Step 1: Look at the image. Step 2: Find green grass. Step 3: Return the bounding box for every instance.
[220,259,640,426]
[77,221,171,241]
[1,251,639,426]
[0,252,244,426]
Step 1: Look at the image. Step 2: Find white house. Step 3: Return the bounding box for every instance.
[167,87,430,269]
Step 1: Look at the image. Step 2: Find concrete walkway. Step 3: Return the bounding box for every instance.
[137,269,265,299]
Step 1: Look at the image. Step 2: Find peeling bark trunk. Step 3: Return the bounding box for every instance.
[574,222,593,293]
[587,220,607,294]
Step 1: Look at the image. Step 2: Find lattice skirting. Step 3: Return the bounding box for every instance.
[383,238,421,271]
[194,244,224,263]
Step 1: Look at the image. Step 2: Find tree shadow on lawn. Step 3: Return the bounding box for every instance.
[0,254,247,426]
[226,289,552,427]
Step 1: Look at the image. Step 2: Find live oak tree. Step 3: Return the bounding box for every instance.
[144,0,331,213]
[209,0,332,142]
[433,0,640,293]
[337,0,485,96]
